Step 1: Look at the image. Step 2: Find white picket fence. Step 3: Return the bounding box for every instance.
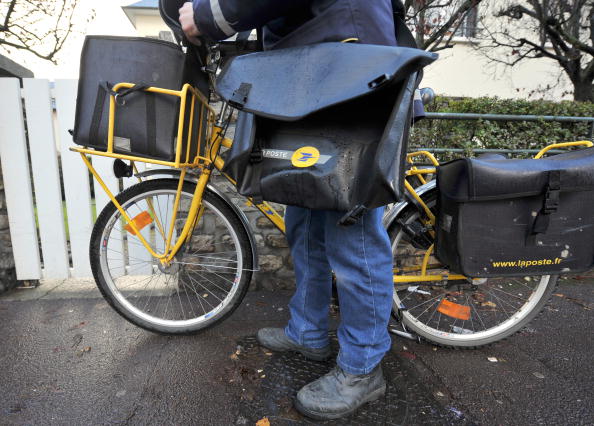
[0,77,147,280]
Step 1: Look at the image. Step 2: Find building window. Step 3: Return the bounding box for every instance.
[422,1,479,39]
[159,31,175,43]
[458,6,478,38]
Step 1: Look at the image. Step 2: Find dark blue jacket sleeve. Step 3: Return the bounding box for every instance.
[193,0,312,41]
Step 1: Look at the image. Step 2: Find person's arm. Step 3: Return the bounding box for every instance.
[191,0,311,41]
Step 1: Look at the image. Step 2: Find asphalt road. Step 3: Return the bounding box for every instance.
[0,277,592,425]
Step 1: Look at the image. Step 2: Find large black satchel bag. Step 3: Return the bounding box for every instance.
[216,43,437,223]
[436,148,594,277]
[73,36,208,162]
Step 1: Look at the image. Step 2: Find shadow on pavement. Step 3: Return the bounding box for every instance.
[227,334,469,425]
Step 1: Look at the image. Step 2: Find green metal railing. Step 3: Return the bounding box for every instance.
[416,112,594,157]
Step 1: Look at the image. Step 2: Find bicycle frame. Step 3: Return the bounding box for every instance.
[71,81,593,279]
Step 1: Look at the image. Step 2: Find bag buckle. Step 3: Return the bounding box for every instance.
[543,188,560,213]
[229,82,252,109]
[543,170,561,213]
[338,205,367,226]
[250,150,264,163]
[368,74,392,90]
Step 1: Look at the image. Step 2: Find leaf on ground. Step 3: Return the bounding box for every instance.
[481,301,497,308]
[256,417,270,426]
[71,333,83,348]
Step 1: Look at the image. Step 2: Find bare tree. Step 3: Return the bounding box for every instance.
[400,0,483,51]
[475,0,594,102]
[0,0,93,63]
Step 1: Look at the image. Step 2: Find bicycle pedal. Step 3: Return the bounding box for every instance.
[400,221,432,250]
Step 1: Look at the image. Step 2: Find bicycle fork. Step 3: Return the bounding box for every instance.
[81,152,212,266]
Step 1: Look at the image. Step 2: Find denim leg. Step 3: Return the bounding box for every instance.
[324,207,393,374]
[284,206,333,348]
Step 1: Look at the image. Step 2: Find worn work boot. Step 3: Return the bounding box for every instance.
[256,328,331,361]
[294,364,386,420]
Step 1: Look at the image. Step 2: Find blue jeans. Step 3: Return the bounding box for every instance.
[284,206,394,375]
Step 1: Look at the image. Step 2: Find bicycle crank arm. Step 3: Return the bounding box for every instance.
[388,327,420,342]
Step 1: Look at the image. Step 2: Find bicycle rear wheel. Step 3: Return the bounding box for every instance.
[389,188,557,348]
[90,178,253,334]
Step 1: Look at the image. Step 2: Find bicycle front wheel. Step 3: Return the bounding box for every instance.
[90,178,253,334]
[389,188,557,348]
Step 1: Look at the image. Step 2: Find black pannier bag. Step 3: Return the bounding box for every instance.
[73,36,209,162]
[436,148,594,277]
[216,43,437,223]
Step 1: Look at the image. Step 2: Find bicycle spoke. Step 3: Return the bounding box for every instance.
[184,273,218,309]
[404,293,444,311]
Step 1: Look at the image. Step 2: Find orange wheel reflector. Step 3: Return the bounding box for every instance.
[437,299,471,321]
[124,211,153,235]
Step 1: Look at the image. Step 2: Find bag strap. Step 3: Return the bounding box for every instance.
[394,16,418,49]
[145,92,157,157]
[392,0,418,49]
[249,136,265,205]
[89,83,108,145]
[526,170,561,245]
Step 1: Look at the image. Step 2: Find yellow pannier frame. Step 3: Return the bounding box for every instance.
[71,82,284,266]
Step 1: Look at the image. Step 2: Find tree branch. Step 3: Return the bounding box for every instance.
[431,10,467,51]
[0,0,89,63]
[549,18,594,56]
[518,37,570,63]
[0,0,16,31]
[0,38,56,61]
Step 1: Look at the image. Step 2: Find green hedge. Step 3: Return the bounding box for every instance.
[410,97,594,158]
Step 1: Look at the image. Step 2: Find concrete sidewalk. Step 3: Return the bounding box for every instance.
[0,277,592,425]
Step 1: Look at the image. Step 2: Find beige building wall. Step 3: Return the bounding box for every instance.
[422,41,572,100]
[130,13,167,38]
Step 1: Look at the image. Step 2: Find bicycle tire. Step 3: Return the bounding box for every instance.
[90,178,253,335]
[388,187,557,348]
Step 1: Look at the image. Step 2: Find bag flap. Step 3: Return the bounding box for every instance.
[215,43,437,121]
[438,148,594,201]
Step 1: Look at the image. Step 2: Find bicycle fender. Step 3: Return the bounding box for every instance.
[134,169,259,270]
[382,180,436,229]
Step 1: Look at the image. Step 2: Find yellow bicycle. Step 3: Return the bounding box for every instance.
[71,35,593,346]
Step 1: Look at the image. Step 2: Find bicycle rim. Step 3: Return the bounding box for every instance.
[97,185,245,329]
[391,197,556,347]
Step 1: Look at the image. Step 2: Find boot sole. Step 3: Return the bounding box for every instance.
[294,383,386,420]
[255,335,332,362]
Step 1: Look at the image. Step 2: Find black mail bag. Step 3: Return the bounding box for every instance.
[217,43,437,223]
[73,36,208,162]
[436,148,594,277]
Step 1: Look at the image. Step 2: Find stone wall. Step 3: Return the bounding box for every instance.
[210,174,295,291]
[0,162,17,293]
[215,114,296,291]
